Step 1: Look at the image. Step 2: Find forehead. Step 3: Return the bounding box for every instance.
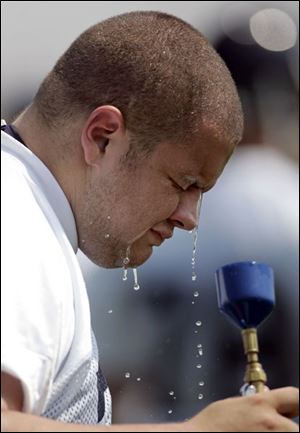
[153,127,235,191]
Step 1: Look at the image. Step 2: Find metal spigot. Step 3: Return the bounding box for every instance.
[242,328,267,393]
[215,261,275,395]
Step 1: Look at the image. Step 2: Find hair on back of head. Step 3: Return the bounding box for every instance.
[34,11,243,151]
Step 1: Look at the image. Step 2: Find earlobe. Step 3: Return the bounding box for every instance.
[81,130,104,167]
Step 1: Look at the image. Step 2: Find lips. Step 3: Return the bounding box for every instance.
[150,228,173,244]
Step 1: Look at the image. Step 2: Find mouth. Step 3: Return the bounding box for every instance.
[150,229,172,246]
[150,229,163,245]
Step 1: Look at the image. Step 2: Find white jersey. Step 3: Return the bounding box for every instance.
[1,129,111,425]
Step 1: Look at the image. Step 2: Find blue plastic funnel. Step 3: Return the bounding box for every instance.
[215,261,275,329]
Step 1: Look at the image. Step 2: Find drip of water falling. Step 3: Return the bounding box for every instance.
[199,381,205,386]
[137,377,141,382]
[125,372,131,379]
[168,410,173,415]
[124,245,131,264]
[191,195,202,282]
[122,269,128,281]
[133,268,140,291]
[198,394,204,400]
[195,321,202,327]
[196,364,202,369]
[169,391,175,396]
[191,229,198,281]
[108,310,113,314]
[194,291,199,298]
[122,246,131,281]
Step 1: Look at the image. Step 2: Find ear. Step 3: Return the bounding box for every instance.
[81,106,125,166]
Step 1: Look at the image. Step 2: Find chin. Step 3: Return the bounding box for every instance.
[81,239,154,269]
[79,244,119,269]
[85,249,152,269]
[130,246,153,267]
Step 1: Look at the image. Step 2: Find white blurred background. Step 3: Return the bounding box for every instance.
[2,1,299,424]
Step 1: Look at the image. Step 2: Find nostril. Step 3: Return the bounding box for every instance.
[174,220,184,228]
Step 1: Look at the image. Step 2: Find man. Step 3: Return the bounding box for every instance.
[1,10,298,432]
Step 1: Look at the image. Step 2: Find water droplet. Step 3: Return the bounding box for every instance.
[104,233,110,239]
[125,372,131,379]
[199,381,205,386]
[108,310,113,314]
[194,291,199,298]
[195,321,202,327]
[133,268,140,291]
[169,391,175,396]
[168,410,173,415]
[122,268,128,281]
[137,377,141,382]
[194,330,198,334]
[192,301,195,305]
[196,364,202,369]
[89,221,93,225]
[198,393,203,400]
[197,344,202,348]
[107,216,111,220]
[198,349,203,356]
[81,239,86,244]
[123,246,131,266]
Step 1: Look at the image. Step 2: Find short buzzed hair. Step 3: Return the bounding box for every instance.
[34,11,243,150]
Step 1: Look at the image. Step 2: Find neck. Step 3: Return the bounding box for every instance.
[13,105,83,216]
[14,105,52,158]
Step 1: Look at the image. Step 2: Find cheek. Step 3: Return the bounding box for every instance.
[151,193,180,221]
[123,175,180,225]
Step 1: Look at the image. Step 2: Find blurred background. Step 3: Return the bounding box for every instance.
[2,0,299,424]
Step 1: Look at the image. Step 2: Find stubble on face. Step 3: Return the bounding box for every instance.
[75,151,157,268]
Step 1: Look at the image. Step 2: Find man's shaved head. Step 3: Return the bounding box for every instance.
[34,11,243,151]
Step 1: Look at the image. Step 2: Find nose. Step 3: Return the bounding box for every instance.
[169,190,202,231]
